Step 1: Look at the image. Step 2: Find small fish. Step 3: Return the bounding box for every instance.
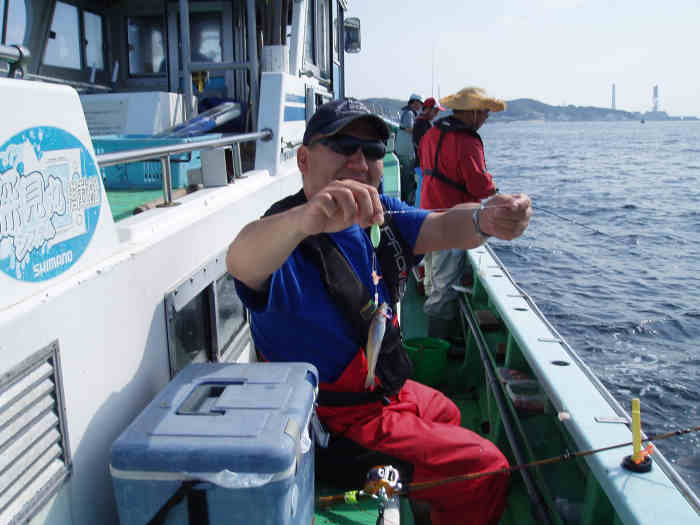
[365,302,389,389]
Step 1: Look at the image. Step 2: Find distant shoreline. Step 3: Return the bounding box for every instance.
[362,97,699,123]
[489,117,700,123]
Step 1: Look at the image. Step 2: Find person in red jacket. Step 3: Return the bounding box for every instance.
[418,87,506,339]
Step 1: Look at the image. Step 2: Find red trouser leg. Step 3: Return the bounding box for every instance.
[319,380,509,525]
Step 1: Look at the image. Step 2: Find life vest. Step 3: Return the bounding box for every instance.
[264,190,416,405]
[422,116,486,198]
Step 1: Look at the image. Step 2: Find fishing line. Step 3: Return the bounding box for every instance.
[317,425,700,506]
[383,204,512,215]
[384,204,614,238]
[532,205,614,238]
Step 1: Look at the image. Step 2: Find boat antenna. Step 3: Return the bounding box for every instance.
[431,39,436,97]
[317,425,700,506]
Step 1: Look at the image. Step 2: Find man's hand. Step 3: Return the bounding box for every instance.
[298,180,384,236]
[479,193,532,240]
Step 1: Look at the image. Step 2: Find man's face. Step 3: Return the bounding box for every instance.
[410,100,423,112]
[297,119,384,198]
[455,109,490,130]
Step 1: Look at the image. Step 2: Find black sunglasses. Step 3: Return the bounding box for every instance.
[311,134,387,161]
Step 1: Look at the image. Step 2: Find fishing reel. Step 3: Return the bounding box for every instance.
[365,466,402,525]
[364,465,402,501]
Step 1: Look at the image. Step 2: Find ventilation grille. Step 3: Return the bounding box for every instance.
[0,342,71,525]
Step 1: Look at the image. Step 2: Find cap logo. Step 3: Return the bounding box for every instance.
[340,99,369,114]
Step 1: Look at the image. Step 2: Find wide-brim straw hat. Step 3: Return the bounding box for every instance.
[440,87,506,112]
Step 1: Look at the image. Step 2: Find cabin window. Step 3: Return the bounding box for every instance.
[2,0,27,45]
[303,0,315,66]
[317,0,330,79]
[42,2,81,69]
[190,12,223,63]
[83,11,104,70]
[165,253,250,377]
[127,15,166,75]
[214,273,246,356]
[332,0,339,62]
[170,290,213,377]
[303,0,331,81]
[40,2,107,81]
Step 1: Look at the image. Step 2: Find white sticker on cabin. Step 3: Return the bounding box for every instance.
[82,99,129,136]
[0,126,101,282]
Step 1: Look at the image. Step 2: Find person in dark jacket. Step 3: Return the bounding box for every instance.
[396,94,423,204]
[412,96,446,164]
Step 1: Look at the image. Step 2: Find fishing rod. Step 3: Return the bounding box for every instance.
[317,425,700,506]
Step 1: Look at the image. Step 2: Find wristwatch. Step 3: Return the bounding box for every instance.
[473,207,491,241]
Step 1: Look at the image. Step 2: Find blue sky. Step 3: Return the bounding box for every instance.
[345,0,700,116]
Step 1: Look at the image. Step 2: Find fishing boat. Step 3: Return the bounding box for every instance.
[0,1,698,524]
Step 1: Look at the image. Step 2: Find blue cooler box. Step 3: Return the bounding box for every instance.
[93,134,219,190]
[110,362,318,524]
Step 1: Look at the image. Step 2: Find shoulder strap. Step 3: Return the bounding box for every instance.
[263,188,307,217]
[299,234,377,348]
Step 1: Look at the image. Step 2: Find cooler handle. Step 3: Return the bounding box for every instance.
[284,418,301,474]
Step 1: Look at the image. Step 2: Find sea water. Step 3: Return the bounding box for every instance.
[480,120,700,491]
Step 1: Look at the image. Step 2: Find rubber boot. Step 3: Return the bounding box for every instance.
[428,317,465,357]
[427,317,454,340]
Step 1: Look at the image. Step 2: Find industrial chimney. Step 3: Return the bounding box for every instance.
[611,83,616,110]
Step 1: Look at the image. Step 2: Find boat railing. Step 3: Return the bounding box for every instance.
[95,129,273,207]
[0,43,29,78]
[481,243,700,514]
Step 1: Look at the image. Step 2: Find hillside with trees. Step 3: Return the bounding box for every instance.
[360,97,695,123]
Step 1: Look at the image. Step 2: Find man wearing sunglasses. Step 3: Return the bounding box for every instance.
[227,98,531,525]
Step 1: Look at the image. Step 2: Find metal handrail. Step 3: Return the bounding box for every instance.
[1,44,30,78]
[95,129,272,206]
[95,130,270,167]
[0,44,23,64]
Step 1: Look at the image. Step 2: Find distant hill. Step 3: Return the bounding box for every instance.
[361,98,406,122]
[494,98,642,122]
[360,97,696,122]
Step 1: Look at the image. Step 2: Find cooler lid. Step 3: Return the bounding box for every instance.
[110,363,318,475]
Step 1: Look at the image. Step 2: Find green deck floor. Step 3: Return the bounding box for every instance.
[106,189,165,221]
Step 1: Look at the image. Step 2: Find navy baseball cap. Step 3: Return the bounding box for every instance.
[303,98,390,145]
